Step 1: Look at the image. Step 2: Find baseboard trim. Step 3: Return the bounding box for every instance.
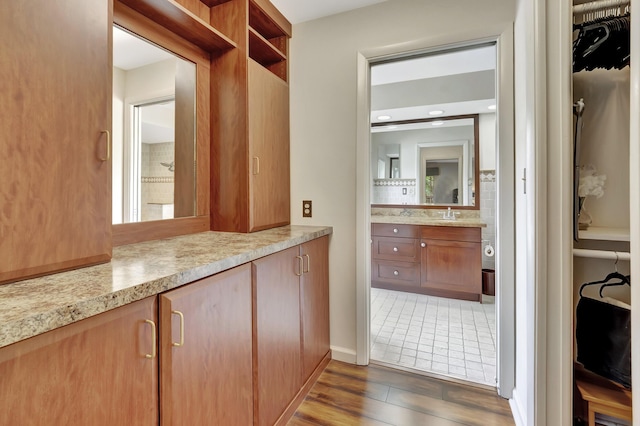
[509,389,526,426]
[330,345,357,363]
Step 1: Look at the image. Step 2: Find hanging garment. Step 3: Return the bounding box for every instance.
[576,295,631,388]
[573,14,631,72]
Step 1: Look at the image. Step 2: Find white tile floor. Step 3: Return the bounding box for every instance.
[370,288,497,387]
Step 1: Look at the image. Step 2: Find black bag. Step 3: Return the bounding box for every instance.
[576,296,631,388]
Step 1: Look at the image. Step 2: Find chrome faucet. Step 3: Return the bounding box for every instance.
[442,207,457,220]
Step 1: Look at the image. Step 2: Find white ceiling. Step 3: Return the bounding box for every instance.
[371,45,497,130]
[270,0,388,24]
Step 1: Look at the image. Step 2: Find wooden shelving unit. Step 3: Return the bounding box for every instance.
[118,0,236,52]
[247,0,291,81]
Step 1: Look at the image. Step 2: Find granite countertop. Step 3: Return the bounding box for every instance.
[371,215,486,228]
[0,225,332,349]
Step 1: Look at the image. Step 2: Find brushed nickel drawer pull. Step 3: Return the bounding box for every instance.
[295,255,304,276]
[144,319,157,359]
[393,228,399,233]
[303,254,310,273]
[393,270,399,276]
[171,310,185,347]
[393,247,398,252]
[99,130,111,161]
[421,242,426,248]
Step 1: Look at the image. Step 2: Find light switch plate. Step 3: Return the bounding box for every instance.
[302,200,312,218]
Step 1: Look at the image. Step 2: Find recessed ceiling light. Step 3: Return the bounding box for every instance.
[377,115,392,120]
[429,110,444,116]
[488,104,497,110]
[432,121,444,126]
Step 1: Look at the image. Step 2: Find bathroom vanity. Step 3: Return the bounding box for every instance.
[371,218,484,301]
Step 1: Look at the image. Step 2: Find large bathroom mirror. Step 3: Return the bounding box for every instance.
[371,115,479,207]
[112,25,196,224]
[369,44,496,209]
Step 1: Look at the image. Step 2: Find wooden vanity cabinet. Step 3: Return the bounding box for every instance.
[421,226,482,302]
[158,264,253,426]
[371,224,422,288]
[0,0,112,284]
[372,223,482,301]
[253,236,330,426]
[0,297,158,425]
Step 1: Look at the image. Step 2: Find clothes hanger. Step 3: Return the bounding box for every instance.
[579,253,630,297]
[599,275,630,297]
[597,253,630,297]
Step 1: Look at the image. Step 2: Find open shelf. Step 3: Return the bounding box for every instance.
[579,226,630,242]
[199,0,231,7]
[248,27,286,66]
[249,0,291,39]
[118,0,236,52]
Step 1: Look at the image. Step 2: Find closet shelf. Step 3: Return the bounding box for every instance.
[579,227,630,242]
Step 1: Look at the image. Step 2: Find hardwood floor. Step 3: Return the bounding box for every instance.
[288,360,514,426]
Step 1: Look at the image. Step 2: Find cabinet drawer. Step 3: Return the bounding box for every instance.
[372,223,420,238]
[372,237,419,262]
[372,260,420,287]
[421,226,481,243]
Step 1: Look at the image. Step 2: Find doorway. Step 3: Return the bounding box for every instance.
[355,31,515,397]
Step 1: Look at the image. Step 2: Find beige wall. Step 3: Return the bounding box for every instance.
[289,0,516,361]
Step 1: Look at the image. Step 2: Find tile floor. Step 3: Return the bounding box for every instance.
[370,288,497,387]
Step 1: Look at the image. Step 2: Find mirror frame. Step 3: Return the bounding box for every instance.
[371,114,480,210]
[112,2,211,246]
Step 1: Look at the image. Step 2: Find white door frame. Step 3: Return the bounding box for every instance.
[355,25,516,398]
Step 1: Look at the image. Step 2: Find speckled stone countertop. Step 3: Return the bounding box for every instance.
[0,225,332,349]
[371,207,486,228]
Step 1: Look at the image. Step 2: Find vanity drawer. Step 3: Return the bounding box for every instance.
[372,223,420,238]
[372,237,419,262]
[372,260,420,287]
[421,225,481,243]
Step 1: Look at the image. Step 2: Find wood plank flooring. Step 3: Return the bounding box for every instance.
[288,360,514,426]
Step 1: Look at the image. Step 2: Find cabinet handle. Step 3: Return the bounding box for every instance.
[295,255,304,276]
[171,310,185,347]
[252,156,260,175]
[393,270,399,276]
[303,254,310,273]
[99,130,111,162]
[393,228,399,233]
[144,319,157,359]
[393,247,398,252]
[421,242,426,248]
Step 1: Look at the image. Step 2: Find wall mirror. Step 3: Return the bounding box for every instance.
[369,43,496,209]
[112,25,196,224]
[371,115,479,207]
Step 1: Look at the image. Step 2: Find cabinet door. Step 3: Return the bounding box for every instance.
[300,236,330,381]
[0,297,158,425]
[253,246,301,426]
[421,239,482,300]
[159,265,253,426]
[0,0,112,283]
[248,59,290,231]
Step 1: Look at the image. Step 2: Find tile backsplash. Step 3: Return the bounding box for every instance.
[479,170,496,270]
